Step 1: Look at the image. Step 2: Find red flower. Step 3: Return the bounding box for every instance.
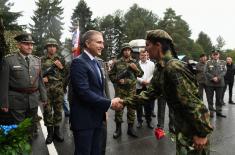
[154,128,165,140]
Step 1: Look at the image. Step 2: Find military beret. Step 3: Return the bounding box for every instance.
[146,29,173,42]
[14,33,35,43]
[121,43,133,52]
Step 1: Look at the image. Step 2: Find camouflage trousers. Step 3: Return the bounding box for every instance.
[176,133,210,155]
[115,105,136,124]
[115,88,136,124]
[43,83,63,127]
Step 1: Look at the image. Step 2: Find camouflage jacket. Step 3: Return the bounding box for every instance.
[109,57,143,97]
[41,54,66,88]
[125,51,213,139]
[195,62,206,84]
[204,59,226,87]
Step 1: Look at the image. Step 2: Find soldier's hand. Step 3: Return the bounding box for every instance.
[119,79,125,84]
[193,136,208,150]
[212,77,219,82]
[43,77,49,83]
[111,97,123,111]
[129,63,138,71]
[142,80,149,86]
[54,60,64,69]
[1,107,8,112]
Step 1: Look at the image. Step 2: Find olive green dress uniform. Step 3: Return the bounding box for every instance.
[41,54,66,127]
[125,52,213,154]
[204,58,226,115]
[0,51,47,132]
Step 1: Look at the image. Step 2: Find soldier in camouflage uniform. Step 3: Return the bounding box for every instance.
[124,30,213,154]
[109,43,143,138]
[204,50,227,118]
[41,38,65,144]
[0,33,47,138]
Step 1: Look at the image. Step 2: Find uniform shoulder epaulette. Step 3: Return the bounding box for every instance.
[4,53,15,58]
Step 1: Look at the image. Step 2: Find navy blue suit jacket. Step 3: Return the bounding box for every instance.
[70,52,111,130]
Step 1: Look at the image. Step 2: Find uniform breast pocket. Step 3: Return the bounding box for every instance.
[12,67,24,79]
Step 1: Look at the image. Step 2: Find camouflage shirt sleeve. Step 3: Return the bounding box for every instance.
[124,69,161,109]
[167,61,213,137]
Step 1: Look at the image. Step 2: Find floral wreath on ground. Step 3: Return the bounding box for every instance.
[0,118,32,155]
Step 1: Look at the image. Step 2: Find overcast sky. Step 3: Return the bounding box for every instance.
[9,0,235,49]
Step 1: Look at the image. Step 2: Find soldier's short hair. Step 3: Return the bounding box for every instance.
[199,54,206,58]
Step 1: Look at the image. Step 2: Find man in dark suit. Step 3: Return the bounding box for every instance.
[70,30,123,155]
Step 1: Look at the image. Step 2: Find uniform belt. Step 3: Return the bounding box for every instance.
[9,87,39,94]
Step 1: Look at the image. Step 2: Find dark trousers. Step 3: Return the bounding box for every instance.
[73,127,102,155]
[206,86,223,112]
[10,107,38,135]
[198,83,207,100]
[157,97,174,130]
[101,122,107,155]
[136,88,153,123]
[222,80,234,102]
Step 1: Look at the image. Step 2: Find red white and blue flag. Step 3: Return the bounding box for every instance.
[72,27,81,58]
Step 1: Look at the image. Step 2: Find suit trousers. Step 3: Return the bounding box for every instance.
[222,80,234,102]
[73,127,103,155]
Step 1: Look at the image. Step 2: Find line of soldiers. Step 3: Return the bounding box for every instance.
[0,33,66,145]
[196,51,235,118]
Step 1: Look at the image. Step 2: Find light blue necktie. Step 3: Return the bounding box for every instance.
[92,59,102,82]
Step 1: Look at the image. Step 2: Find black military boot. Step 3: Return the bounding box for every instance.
[46,126,54,144]
[113,122,122,139]
[127,124,138,138]
[54,126,64,142]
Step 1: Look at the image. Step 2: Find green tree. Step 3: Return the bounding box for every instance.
[97,11,126,60]
[124,4,158,41]
[157,8,191,53]
[190,42,204,60]
[71,0,95,35]
[0,0,23,31]
[215,35,226,51]
[196,31,213,55]
[30,0,64,56]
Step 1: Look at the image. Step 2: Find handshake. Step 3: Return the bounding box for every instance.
[111,97,124,111]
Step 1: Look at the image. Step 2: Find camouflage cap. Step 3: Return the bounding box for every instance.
[45,38,58,47]
[121,43,132,52]
[146,29,173,42]
[14,33,35,43]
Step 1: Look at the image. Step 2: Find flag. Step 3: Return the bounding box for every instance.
[72,27,81,58]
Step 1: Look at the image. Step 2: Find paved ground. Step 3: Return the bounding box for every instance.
[31,82,235,155]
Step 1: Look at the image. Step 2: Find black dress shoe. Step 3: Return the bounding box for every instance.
[136,122,143,128]
[216,113,226,118]
[229,101,235,104]
[151,112,156,117]
[222,101,226,106]
[147,122,154,129]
